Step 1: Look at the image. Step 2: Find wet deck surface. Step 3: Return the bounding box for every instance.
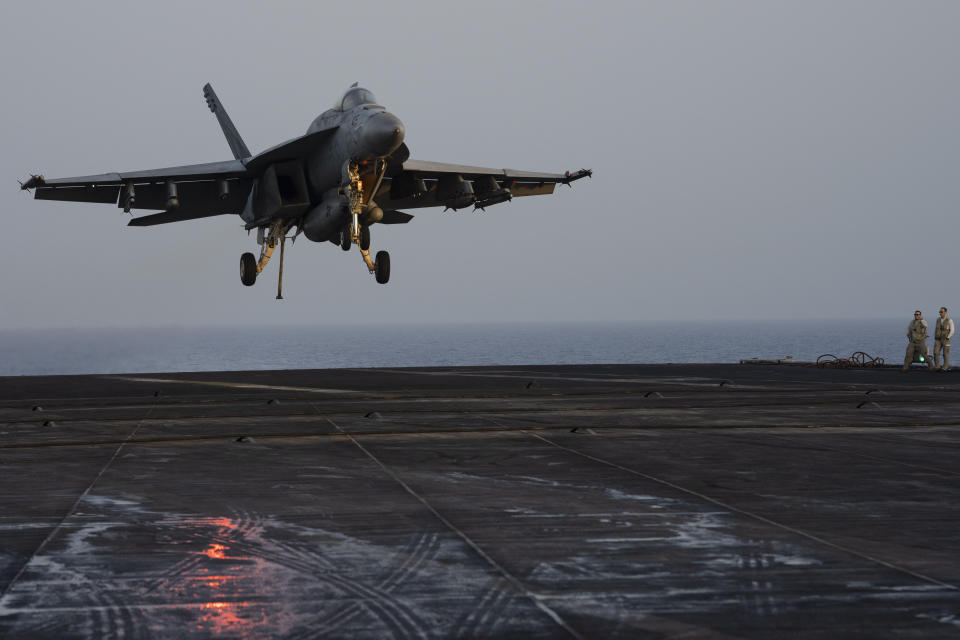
[1,363,959,638]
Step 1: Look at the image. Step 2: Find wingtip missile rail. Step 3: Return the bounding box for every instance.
[19,174,45,191]
[561,168,592,186]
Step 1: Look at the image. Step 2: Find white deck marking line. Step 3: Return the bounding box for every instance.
[0,405,156,609]
[108,376,366,396]
[318,408,584,640]
[760,432,960,477]
[529,432,959,592]
[361,368,653,385]
[361,367,737,387]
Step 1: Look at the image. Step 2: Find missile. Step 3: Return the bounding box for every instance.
[474,189,512,211]
[443,194,475,211]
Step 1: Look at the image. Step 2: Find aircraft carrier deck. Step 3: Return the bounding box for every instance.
[1,363,959,639]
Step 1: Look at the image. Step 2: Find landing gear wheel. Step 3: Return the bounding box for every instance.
[340,227,351,251]
[240,252,257,286]
[359,225,371,251]
[375,250,390,284]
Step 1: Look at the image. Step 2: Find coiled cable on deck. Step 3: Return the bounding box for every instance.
[815,352,885,368]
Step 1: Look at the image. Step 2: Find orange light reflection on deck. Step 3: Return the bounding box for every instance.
[202,543,229,560]
[180,516,262,635]
[199,601,253,635]
[210,517,239,530]
[204,575,229,589]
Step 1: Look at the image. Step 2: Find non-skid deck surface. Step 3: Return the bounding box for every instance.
[1,364,958,638]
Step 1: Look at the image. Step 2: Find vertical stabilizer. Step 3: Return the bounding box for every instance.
[202,83,252,160]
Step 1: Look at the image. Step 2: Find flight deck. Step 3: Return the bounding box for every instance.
[1,364,959,638]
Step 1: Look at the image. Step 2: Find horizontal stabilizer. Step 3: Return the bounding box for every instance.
[380,210,413,224]
[128,209,232,227]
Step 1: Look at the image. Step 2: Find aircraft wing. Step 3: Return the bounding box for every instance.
[21,125,340,227]
[20,160,252,226]
[244,128,336,173]
[377,159,591,211]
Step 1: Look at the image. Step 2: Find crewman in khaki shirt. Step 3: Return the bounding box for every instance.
[903,310,935,372]
[933,307,955,371]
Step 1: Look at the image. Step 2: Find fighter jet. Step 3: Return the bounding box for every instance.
[20,83,591,297]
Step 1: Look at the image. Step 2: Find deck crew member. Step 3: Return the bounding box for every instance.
[903,310,934,372]
[934,307,955,371]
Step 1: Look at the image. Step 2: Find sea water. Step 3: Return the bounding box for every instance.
[0,319,909,377]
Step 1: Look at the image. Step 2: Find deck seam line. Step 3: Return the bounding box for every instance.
[527,431,960,592]
[0,405,155,606]
[105,375,372,396]
[726,432,960,478]
[5,420,960,451]
[318,410,584,640]
[7,395,960,428]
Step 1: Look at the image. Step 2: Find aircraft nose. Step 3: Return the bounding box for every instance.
[364,112,405,156]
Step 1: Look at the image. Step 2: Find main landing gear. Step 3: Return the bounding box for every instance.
[240,252,257,286]
[240,220,293,298]
[337,223,370,252]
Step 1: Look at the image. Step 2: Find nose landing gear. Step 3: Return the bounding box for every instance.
[357,242,390,285]
[343,159,391,285]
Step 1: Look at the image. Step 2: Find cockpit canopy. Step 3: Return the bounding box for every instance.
[335,85,377,111]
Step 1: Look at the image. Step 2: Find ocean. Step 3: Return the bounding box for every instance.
[0,319,913,377]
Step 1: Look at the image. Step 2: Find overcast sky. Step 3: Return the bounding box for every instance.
[1,1,958,329]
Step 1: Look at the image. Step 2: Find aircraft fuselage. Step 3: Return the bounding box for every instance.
[21,82,590,293]
[304,104,405,205]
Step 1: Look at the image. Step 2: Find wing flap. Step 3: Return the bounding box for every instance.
[35,185,120,204]
[511,183,555,197]
[400,159,568,183]
[33,160,247,189]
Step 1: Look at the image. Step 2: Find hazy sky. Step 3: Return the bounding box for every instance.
[1,1,958,329]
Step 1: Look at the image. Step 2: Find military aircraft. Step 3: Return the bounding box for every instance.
[20,83,591,297]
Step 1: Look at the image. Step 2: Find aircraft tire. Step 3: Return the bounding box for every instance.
[240,252,257,286]
[340,227,351,251]
[375,251,390,284]
[359,225,371,251]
